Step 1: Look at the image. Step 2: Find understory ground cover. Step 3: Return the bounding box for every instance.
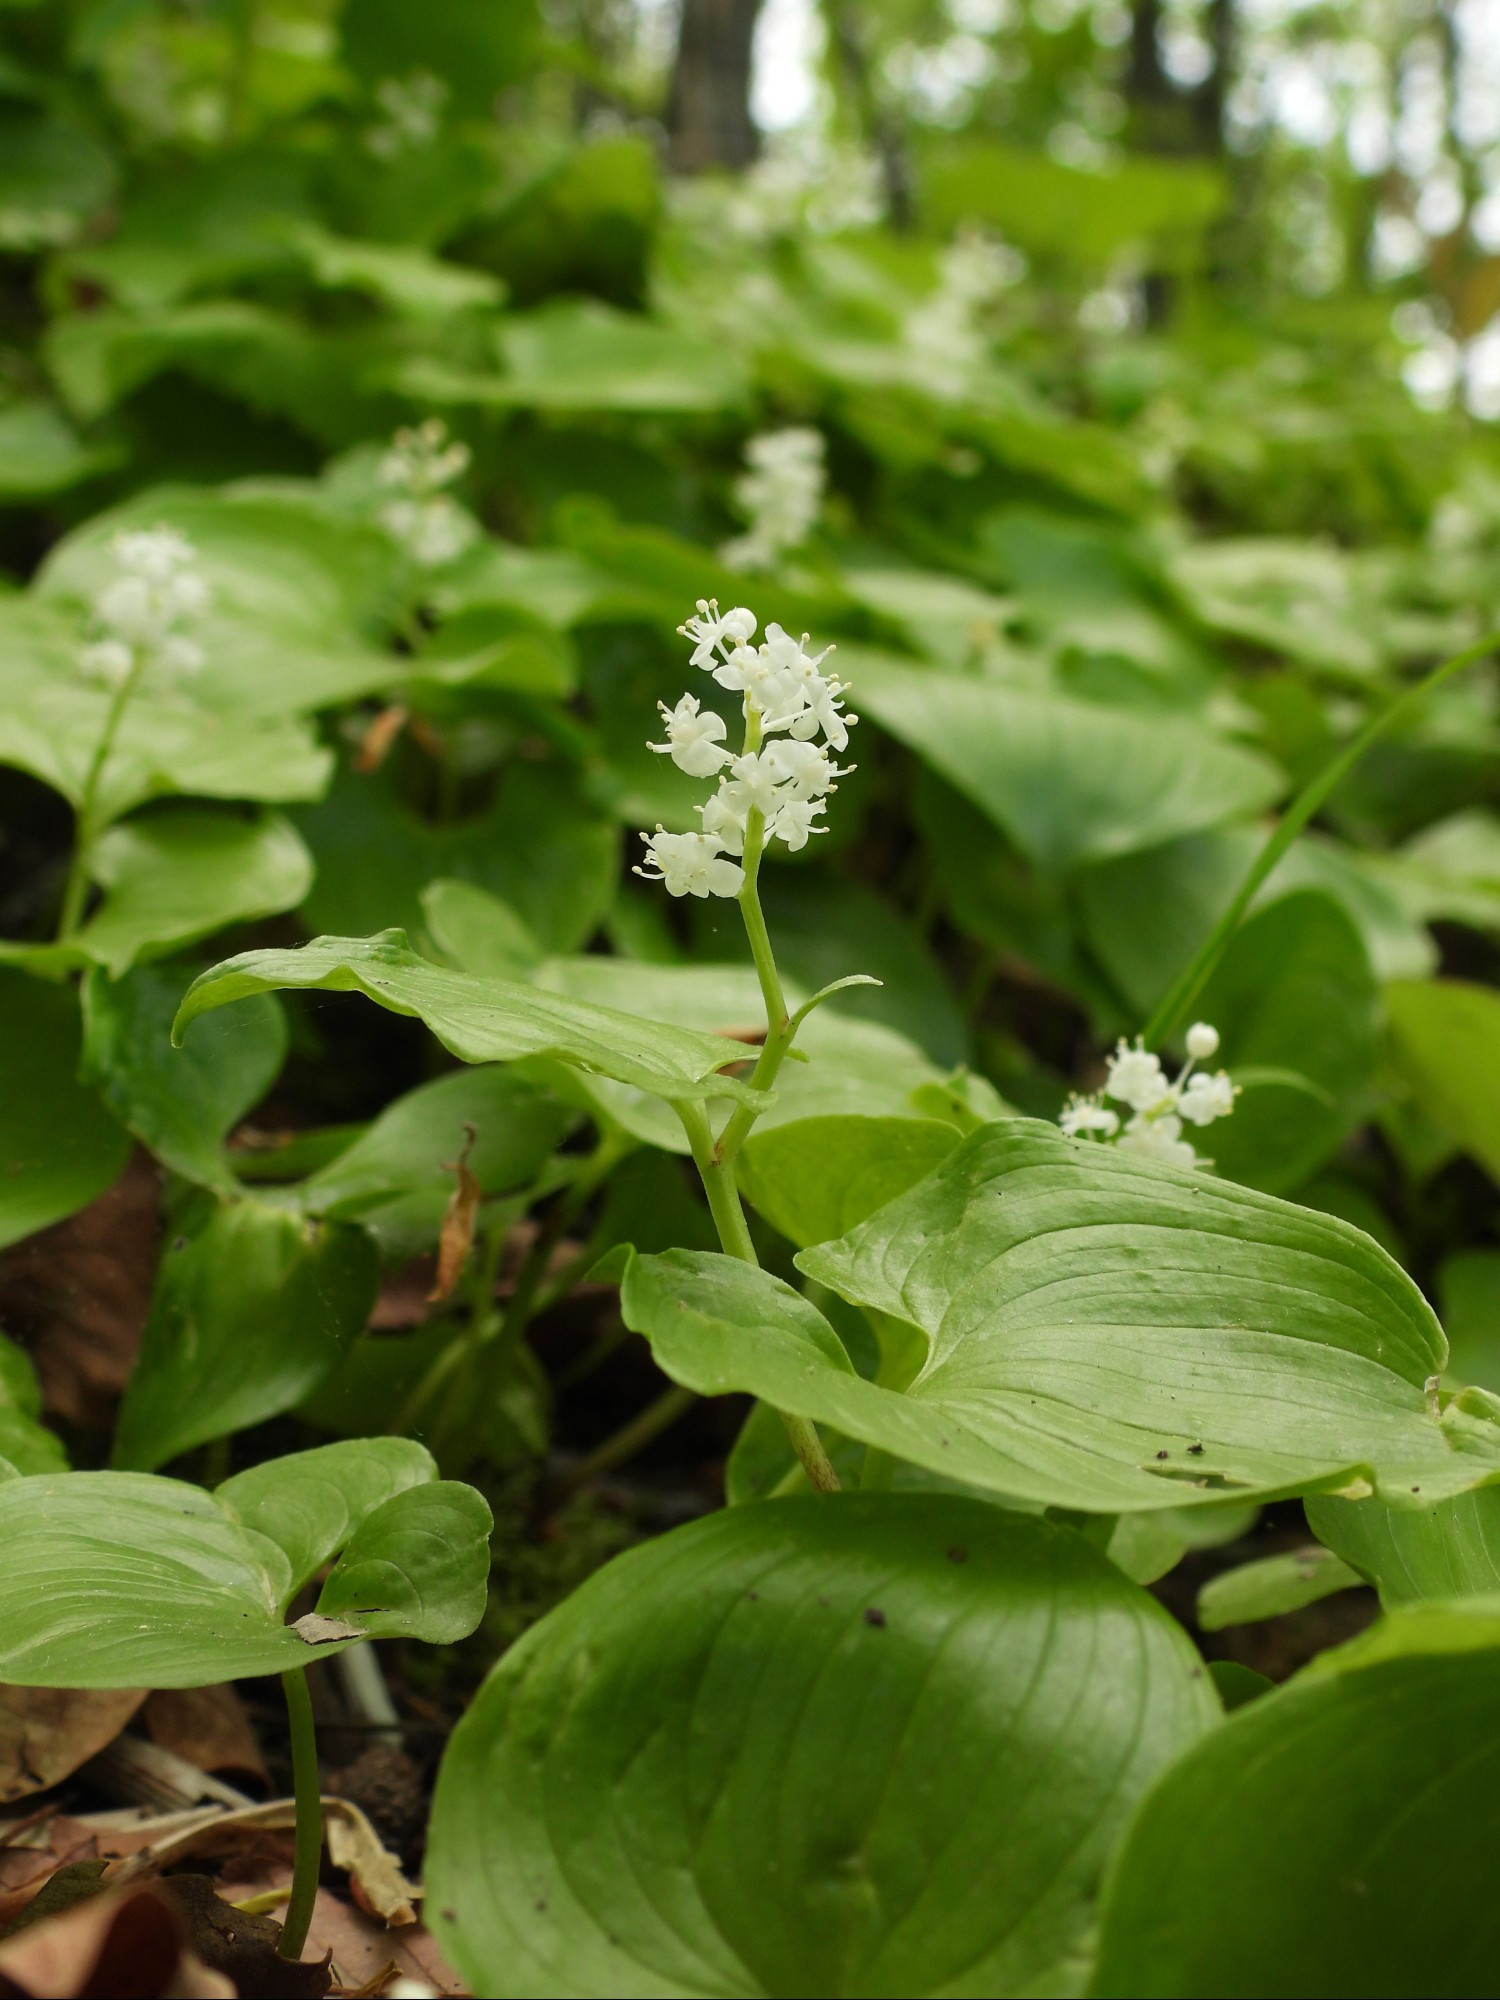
[5,2,1500,1995]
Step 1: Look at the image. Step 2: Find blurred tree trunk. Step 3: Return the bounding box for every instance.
[667,0,765,173]
[830,5,912,229]
[1127,0,1233,157]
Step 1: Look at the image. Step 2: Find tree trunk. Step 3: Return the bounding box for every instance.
[667,0,766,174]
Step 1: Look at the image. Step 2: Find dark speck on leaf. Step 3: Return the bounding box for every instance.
[1188,1442,1205,1455]
[864,1607,887,1628]
[746,1590,759,1601]
[1155,1449,1169,1460]
[441,1910,456,1924]
[947,1546,968,1564]
[172,1236,187,1251]
[535,1899,548,1912]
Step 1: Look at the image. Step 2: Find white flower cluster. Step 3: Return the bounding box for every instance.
[378,419,477,568]
[1060,1022,1238,1172]
[78,528,208,690]
[721,428,825,574]
[636,601,856,900]
[365,71,448,159]
[905,228,1024,396]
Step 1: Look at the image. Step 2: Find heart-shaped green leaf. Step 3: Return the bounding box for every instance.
[112,1200,380,1471]
[0,970,130,1251]
[301,1064,574,1226]
[174,932,767,1111]
[1385,977,1500,1186]
[81,964,286,1191]
[849,651,1282,874]
[0,1443,490,1688]
[521,954,959,1155]
[624,1122,1500,1513]
[1093,1608,1500,1998]
[427,1495,1215,2000]
[67,810,314,978]
[217,1437,440,1598]
[0,609,332,823]
[316,1482,492,1644]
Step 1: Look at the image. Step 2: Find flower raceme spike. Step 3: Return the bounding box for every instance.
[636,603,856,898]
[78,527,209,690]
[377,418,476,568]
[721,427,825,574]
[1059,1024,1238,1171]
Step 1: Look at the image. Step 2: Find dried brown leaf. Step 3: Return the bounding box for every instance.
[142,1688,266,1793]
[290,1617,365,1648]
[118,1799,419,1928]
[427,1128,480,1304]
[353,706,409,775]
[0,1882,233,1998]
[0,1689,145,1806]
[0,1154,159,1429]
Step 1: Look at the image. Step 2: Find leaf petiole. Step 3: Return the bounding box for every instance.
[277,1666,322,1961]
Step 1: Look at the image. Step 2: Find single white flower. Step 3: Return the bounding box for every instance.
[699,787,749,854]
[1060,1096,1120,1139]
[760,738,842,800]
[1104,1040,1170,1113]
[1117,1113,1199,1171]
[1178,1071,1237,1127]
[635,828,745,900]
[768,797,827,850]
[649,694,733,778]
[724,749,785,817]
[679,599,754,670]
[1186,1021,1220,1061]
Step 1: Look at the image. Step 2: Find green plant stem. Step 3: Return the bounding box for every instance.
[676,1100,840,1492]
[56,653,147,940]
[1143,630,1500,1050]
[277,1668,321,1962]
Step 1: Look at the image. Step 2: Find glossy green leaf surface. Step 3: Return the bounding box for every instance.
[1093,1635,1500,1997]
[1385,978,1500,1185]
[524,954,960,1154]
[0,607,333,820]
[0,970,130,1251]
[1191,890,1378,1194]
[428,1495,1216,1999]
[316,1481,493,1644]
[112,1199,380,1470]
[0,1442,490,1688]
[623,1122,1500,1513]
[1195,1546,1363,1630]
[849,652,1282,874]
[68,810,314,977]
[301,1064,573,1227]
[81,964,285,1190]
[175,932,765,1110]
[1308,1485,1500,1604]
[216,1437,441,1597]
[737,1115,963,1248]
